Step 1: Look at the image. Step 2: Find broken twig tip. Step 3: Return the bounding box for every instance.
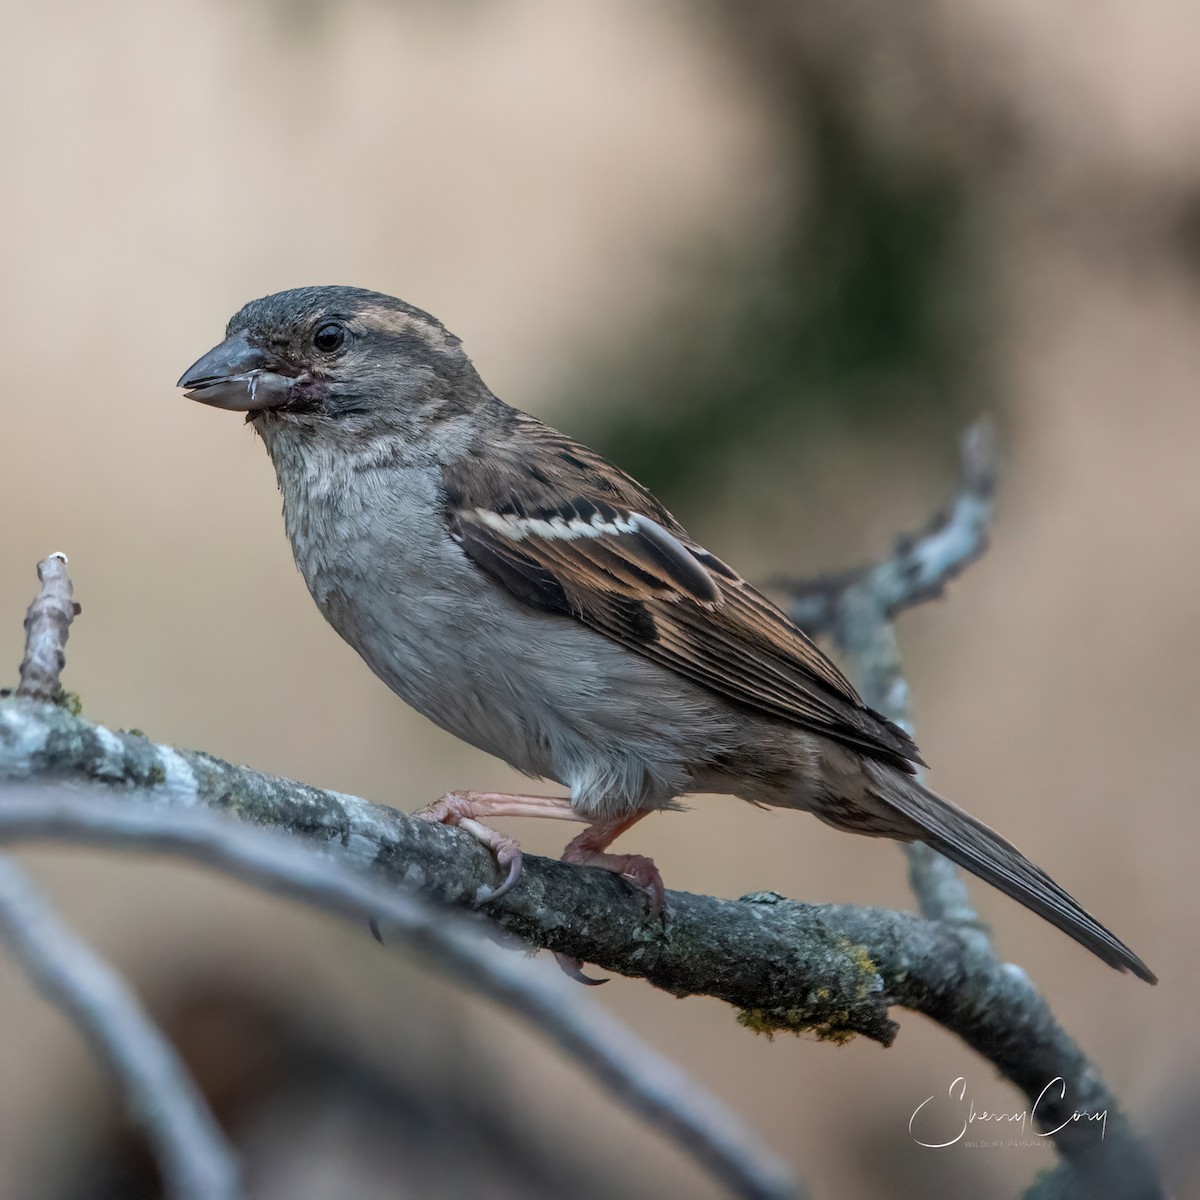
[16,555,78,703]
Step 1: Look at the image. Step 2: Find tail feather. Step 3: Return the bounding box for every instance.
[884,780,1157,984]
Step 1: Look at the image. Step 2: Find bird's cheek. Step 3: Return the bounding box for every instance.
[277,375,333,415]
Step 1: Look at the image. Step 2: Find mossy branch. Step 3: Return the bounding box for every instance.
[0,694,1160,1196]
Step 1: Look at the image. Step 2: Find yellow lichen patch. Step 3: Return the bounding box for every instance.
[735,938,881,1044]
[736,1006,857,1045]
[840,939,880,995]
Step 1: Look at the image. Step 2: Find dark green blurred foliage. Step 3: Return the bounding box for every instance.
[574,8,989,504]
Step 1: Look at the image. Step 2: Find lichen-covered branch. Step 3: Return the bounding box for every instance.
[1,557,797,1200]
[0,697,1160,1196]
[0,697,894,1048]
[0,786,798,1200]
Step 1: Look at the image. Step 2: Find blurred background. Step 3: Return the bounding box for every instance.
[1,1,1197,1197]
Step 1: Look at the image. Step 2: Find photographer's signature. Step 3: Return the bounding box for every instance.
[909,1077,1107,1148]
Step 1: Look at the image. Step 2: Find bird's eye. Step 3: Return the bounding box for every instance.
[313,322,346,354]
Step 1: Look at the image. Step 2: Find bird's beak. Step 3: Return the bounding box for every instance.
[177,331,302,412]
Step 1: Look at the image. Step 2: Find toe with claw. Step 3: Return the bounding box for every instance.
[412,790,582,906]
[560,811,666,916]
[553,953,609,986]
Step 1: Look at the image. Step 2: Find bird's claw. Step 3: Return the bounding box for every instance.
[554,953,609,985]
[618,854,667,918]
[561,846,667,919]
[414,797,526,908]
[472,839,523,908]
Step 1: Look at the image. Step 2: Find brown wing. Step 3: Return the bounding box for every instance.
[443,411,922,772]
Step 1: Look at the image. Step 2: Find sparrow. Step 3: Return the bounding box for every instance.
[178,285,1155,984]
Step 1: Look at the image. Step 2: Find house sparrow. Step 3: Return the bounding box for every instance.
[178,285,1155,984]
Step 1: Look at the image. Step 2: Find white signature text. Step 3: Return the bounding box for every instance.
[909,1077,1108,1148]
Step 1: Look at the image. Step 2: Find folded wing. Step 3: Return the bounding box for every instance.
[443,412,922,772]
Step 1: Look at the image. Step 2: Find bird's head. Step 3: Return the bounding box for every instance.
[178,286,483,436]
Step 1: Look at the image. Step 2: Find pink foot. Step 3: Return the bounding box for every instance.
[413,791,523,905]
[561,813,666,915]
[563,848,666,915]
[412,790,584,905]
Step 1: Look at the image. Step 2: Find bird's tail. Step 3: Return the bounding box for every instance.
[877,775,1156,983]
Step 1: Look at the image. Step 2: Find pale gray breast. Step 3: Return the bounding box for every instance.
[258,426,749,816]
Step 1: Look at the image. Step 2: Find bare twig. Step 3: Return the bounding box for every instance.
[777,424,1161,1200]
[4,551,240,1200]
[782,422,997,942]
[16,553,78,702]
[780,421,996,639]
[0,787,798,1200]
[0,857,240,1200]
[777,423,1162,1198]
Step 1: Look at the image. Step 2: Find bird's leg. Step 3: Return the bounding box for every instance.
[551,810,664,985]
[561,810,665,914]
[413,791,584,905]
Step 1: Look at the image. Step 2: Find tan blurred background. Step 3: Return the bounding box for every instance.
[1,2,1197,1197]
